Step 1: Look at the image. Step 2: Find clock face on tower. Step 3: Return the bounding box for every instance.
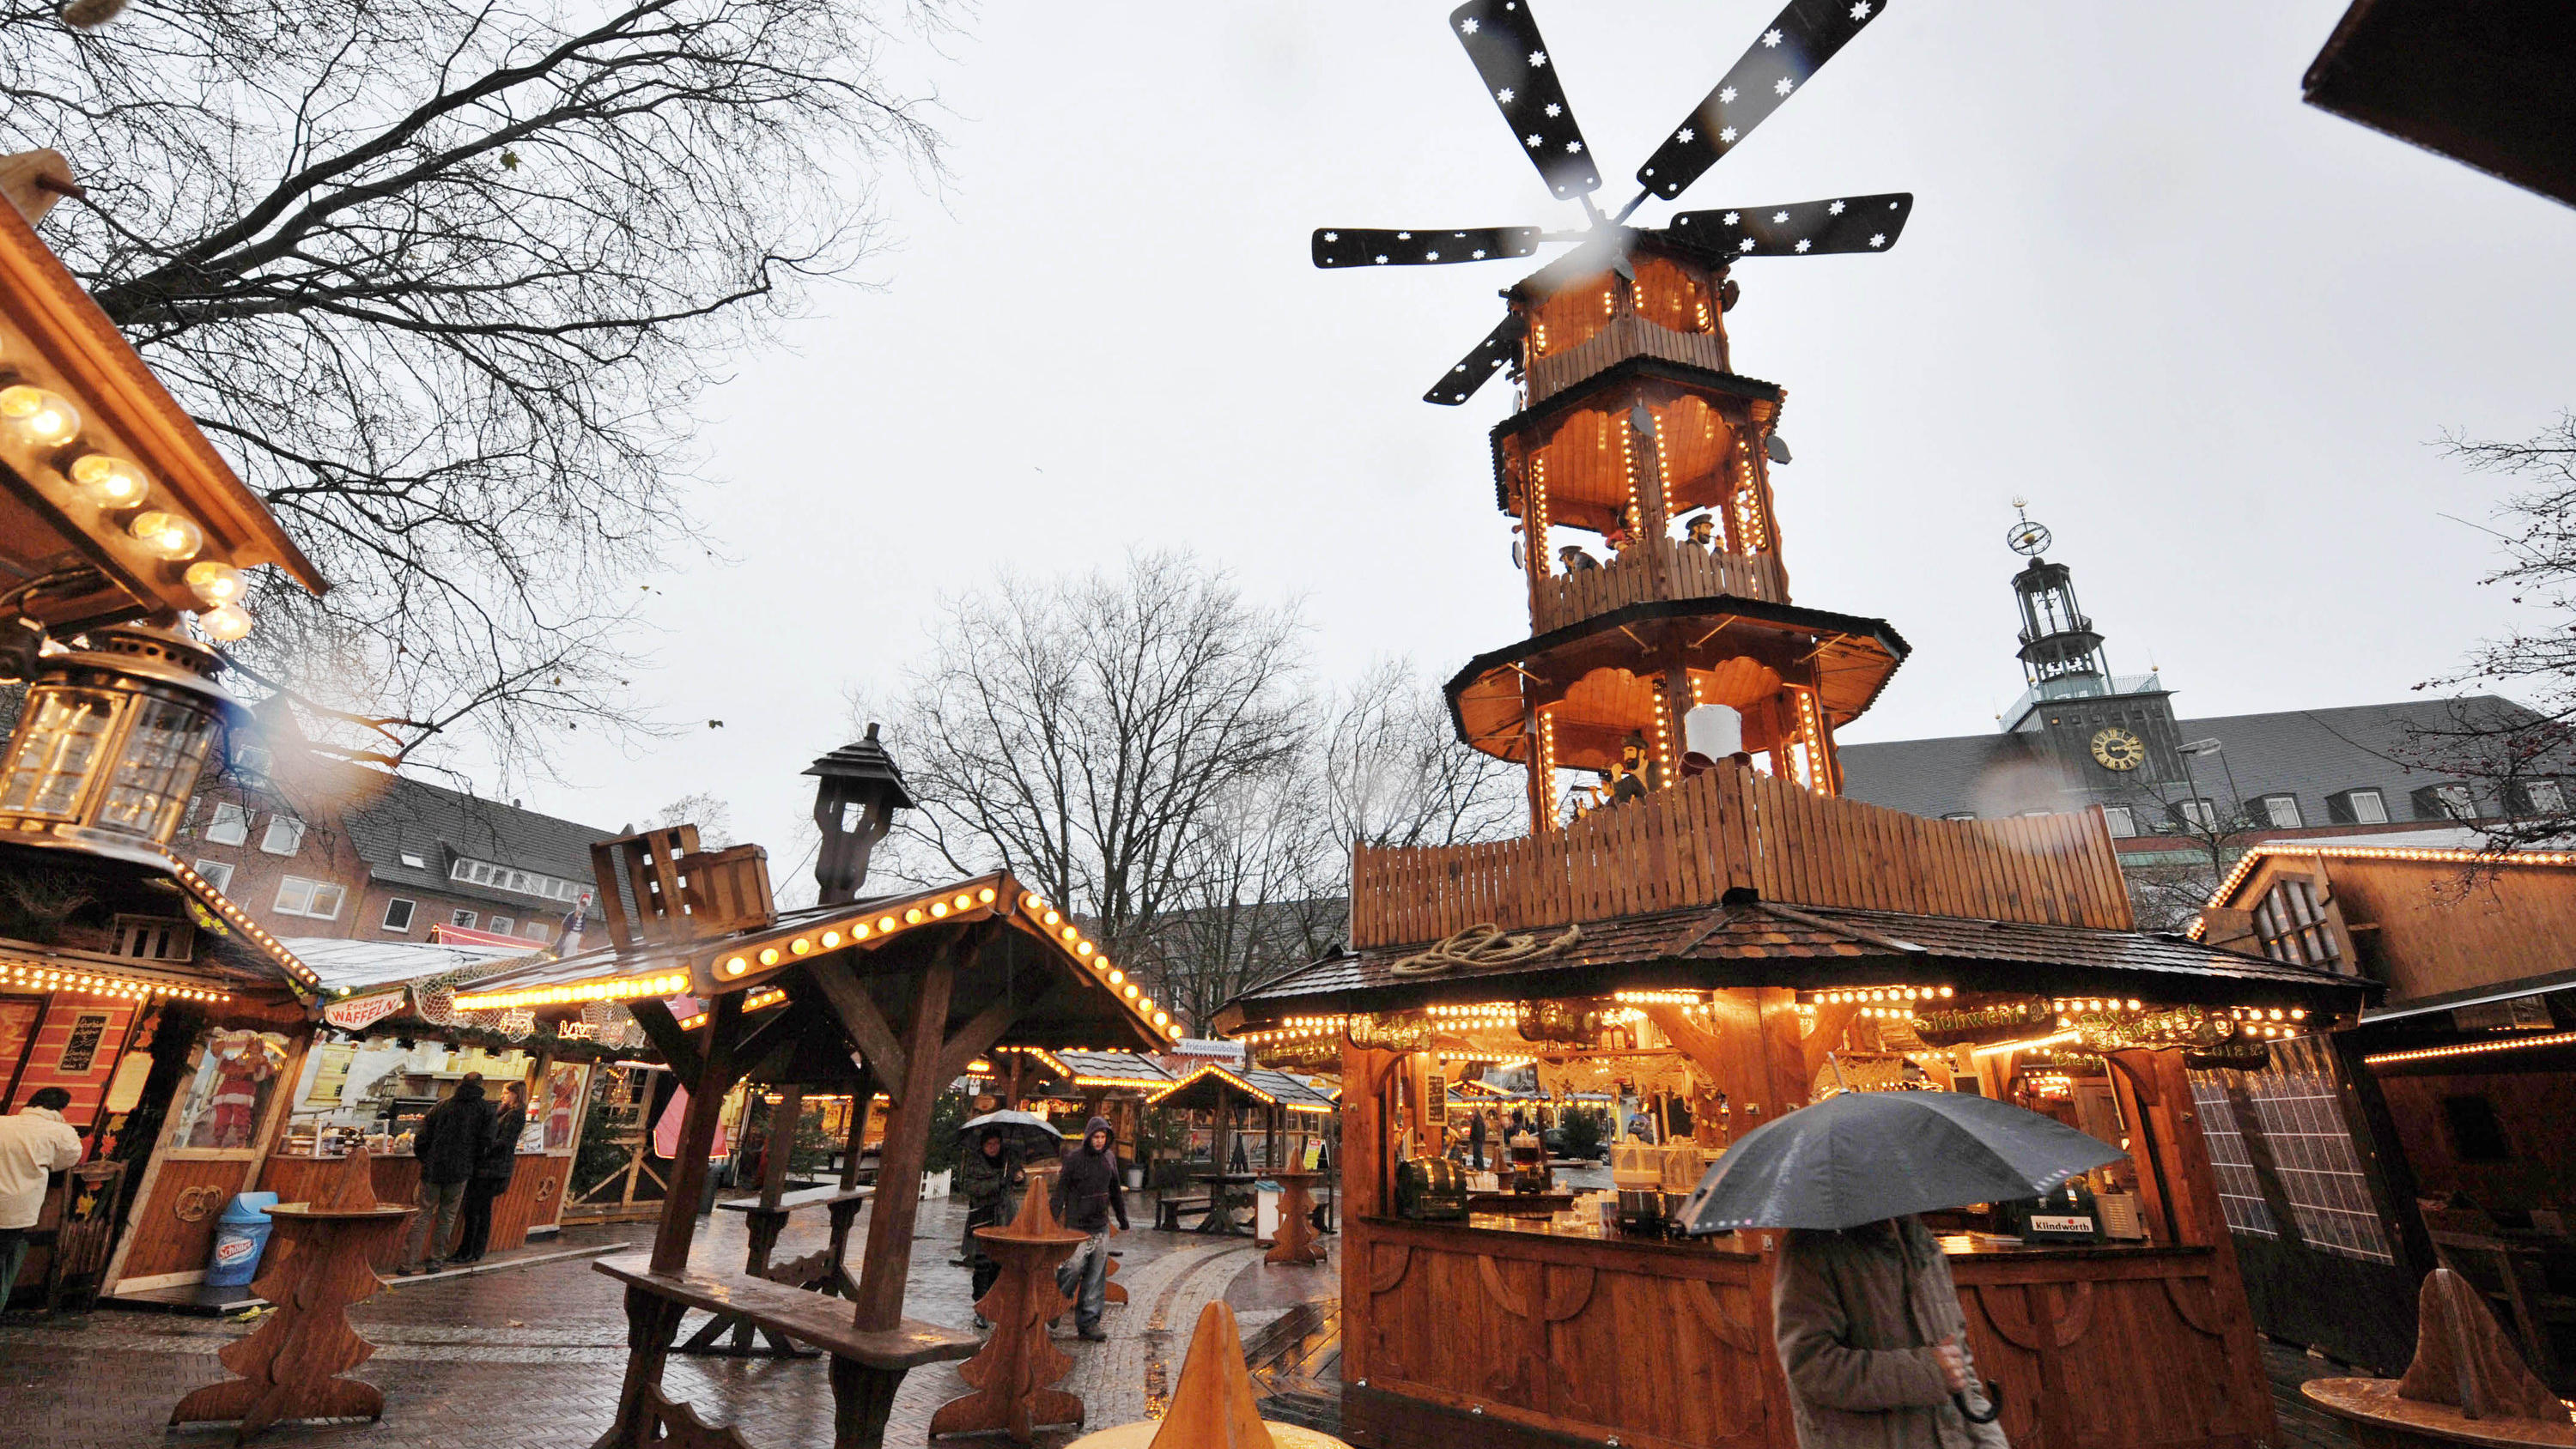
[2090,726,2147,772]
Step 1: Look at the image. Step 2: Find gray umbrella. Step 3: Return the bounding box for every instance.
[1676,1089,2123,1235]
[959,1109,1063,1157]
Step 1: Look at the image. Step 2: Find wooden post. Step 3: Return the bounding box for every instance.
[651,995,741,1276]
[852,954,956,1332]
[838,1065,875,1193]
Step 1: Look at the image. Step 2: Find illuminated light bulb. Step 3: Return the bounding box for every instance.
[822,931,842,949]
[790,937,811,955]
[903,908,924,925]
[185,561,247,606]
[929,900,950,919]
[1123,985,1139,999]
[1043,910,1062,927]
[70,454,149,508]
[1076,941,1094,957]
[952,893,972,910]
[199,603,252,642]
[1060,926,1078,943]
[1107,969,1123,985]
[130,510,204,561]
[0,385,77,443]
[723,956,748,976]
[978,888,996,904]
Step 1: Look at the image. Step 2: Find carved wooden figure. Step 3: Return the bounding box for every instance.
[1262,1171,1327,1266]
[168,1148,415,1443]
[932,1182,1089,1443]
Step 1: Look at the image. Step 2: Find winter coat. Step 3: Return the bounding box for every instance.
[1051,1116,1128,1233]
[415,1082,497,1187]
[475,1102,526,1182]
[1771,1216,2009,1449]
[959,1142,1018,1211]
[0,1106,83,1230]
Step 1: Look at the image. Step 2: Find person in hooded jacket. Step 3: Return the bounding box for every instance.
[1772,1215,2009,1449]
[397,1074,496,1275]
[1049,1115,1127,1341]
[957,1127,1021,1325]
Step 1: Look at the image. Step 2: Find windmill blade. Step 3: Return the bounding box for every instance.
[1425,312,1529,406]
[1449,0,1601,200]
[1668,193,1913,258]
[1313,226,1545,270]
[1634,0,1899,203]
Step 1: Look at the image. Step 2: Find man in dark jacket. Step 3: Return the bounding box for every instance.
[1050,1116,1127,1341]
[397,1074,496,1275]
[957,1128,1020,1326]
[453,1079,526,1265]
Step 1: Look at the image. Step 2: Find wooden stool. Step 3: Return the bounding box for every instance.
[932,1183,1089,1442]
[169,1149,415,1443]
[1063,1301,1352,1449]
[1261,1172,1327,1266]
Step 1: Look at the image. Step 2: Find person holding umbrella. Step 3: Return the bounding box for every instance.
[1676,1085,2125,1449]
[957,1127,1020,1326]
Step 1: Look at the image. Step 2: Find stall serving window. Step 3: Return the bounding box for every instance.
[161,1029,292,1151]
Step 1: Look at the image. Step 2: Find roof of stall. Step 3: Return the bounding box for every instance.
[283,935,543,995]
[1215,899,2370,1031]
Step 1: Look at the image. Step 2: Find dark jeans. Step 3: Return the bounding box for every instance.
[0,1228,26,1308]
[457,1177,506,1262]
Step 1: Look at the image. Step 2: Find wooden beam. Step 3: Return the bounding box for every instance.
[807,959,908,1094]
[852,931,973,1331]
[931,964,1062,1088]
[727,1003,805,1083]
[652,993,744,1275]
[626,998,703,1084]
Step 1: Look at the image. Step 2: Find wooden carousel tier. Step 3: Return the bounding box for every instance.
[1443,595,1906,772]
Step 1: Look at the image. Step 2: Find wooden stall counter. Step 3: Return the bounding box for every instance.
[1342,1214,2268,1449]
[260,1151,568,1267]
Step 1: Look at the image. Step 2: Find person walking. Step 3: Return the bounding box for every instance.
[397,1074,495,1275]
[0,1088,82,1307]
[1050,1116,1127,1342]
[453,1079,526,1266]
[1467,1105,1487,1170]
[1771,1215,2008,1449]
[957,1128,1021,1328]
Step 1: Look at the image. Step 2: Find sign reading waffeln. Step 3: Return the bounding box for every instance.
[323,990,409,1032]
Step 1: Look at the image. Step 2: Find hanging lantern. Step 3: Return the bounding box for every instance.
[0,623,239,867]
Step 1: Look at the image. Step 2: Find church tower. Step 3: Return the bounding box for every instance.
[1442,231,1910,830]
[1996,504,2184,791]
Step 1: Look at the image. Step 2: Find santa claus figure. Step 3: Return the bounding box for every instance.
[200,1031,282,1149]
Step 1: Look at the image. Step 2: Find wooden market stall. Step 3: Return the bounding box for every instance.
[1217,773,2372,1449]
[445,821,1182,1449]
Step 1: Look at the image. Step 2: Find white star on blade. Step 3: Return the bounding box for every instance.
[1528,49,1547,67]
[1739,239,1757,252]
[1323,232,1338,241]
[1775,76,1795,96]
[1795,239,1812,252]
[1850,1,1871,17]
[1565,141,1582,153]
[1771,210,1789,223]
[1425,252,1440,260]
[1472,249,1487,258]
[1722,211,1740,224]
[1526,134,1542,148]
[1397,231,1412,239]
[1719,126,1738,142]
[1545,103,1562,118]
[1763,27,1783,46]
[1868,233,1886,246]
[1720,86,1737,104]
[1461,17,1478,33]
[1497,87,1516,105]
[1828,199,1846,215]
[1677,127,1694,142]
[1374,255,1388,264]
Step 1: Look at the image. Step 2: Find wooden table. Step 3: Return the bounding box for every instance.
[2300,1379,2575,1449]
[683,1185,876,1356]
[169,1201,416,1442]
[932,1197,1091,1443]
[1190,1172,1260,1237]
[1264,1171,1328,1265]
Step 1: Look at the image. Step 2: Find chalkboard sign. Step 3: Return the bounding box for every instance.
[58,1011,112,1073]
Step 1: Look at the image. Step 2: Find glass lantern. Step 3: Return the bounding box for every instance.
[0,623,240,866]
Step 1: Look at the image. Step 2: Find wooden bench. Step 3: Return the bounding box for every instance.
[1154,1195,1214,1231]
[598,1253,978,1449]
[683,1185,875,1356]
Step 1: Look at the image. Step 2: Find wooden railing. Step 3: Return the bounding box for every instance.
[1526,313,1729,404]
[1350,767,2132,948]
[1535,538,1786,632]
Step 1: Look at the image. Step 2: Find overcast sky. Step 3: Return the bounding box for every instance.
[499,0,2576,880]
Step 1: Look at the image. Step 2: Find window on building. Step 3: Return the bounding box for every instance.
[1941,811,1977,822]
[2328,788,2388,825]
[489,916,515,937]
[192,858,235,893]
[400,852,428,869]
[259,814,307,856]
[523,921,553,943]
[2512,779,2567,816]
[447,856,590,901]
[111,915,193,961]
[273,876,345,919]
[204,802,252,846]
[452,908,478,929]
[2101,805,2136,838]
[2258,794,2302,829]
[382,898,416,932]
[2412,783,2476,822]
[2173,797,2217,831]
[2439,1095,2510,1162]
[2251,877,2341,967]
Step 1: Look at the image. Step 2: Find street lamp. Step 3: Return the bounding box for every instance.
[0,621,242,866]
[805,722,914,905]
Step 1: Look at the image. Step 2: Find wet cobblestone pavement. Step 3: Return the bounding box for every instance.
[0,1191,1338,1449]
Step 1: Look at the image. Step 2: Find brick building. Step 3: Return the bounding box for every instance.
[177,760,617,951]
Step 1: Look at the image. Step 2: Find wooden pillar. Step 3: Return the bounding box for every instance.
[852,955,956,1332]
[837,1065,875,1193]
[760,1085,803,1208]
[651,995,741,1276]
